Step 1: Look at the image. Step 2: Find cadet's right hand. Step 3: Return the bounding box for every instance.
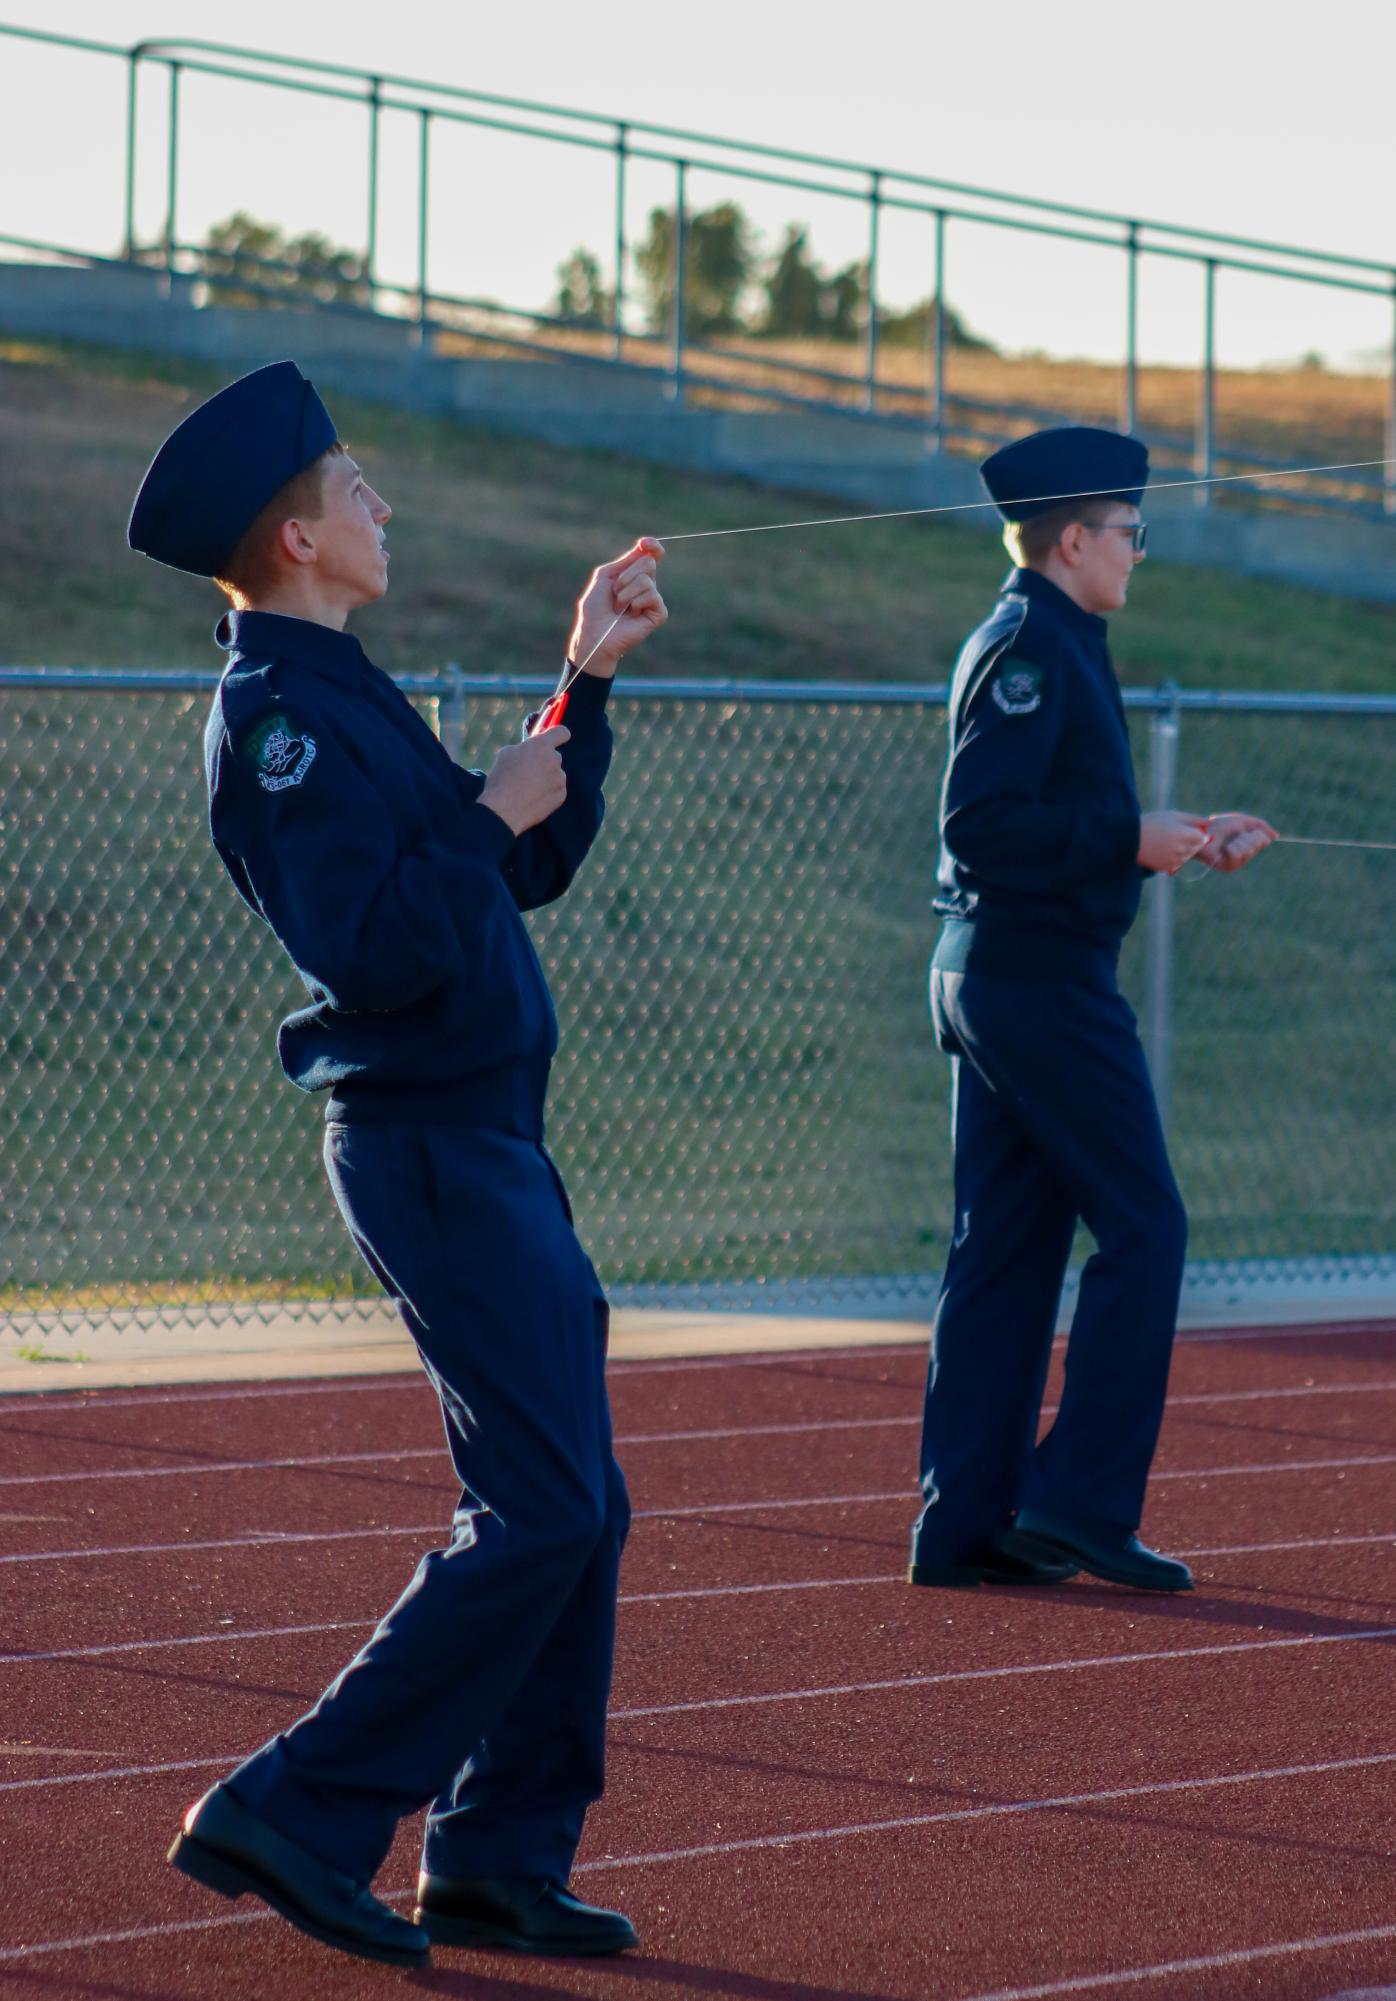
[478,726,570,836]
[1137,809,1210,875]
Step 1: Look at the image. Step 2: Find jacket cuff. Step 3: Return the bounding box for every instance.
[564,668,613,721]
[457,799,519,862]
[1108,806,1143,870]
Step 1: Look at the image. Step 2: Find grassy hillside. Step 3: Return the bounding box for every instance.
[3,337,1396,1321]
[2,334,1395,692]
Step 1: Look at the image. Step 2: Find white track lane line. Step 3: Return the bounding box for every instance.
[2,1527,1392,1674]
[0,1446,446,1488]
[7,1618,1396,1797]
[4,1753,1394,1963]
[7,1375,1396,1490]
[4,1449,1396,1569]
[1,1752,237,1794]
[1,1314,1390,1416]
[949,1923,1396,2001]
[571,1749,1396,1870]
[612,1626,1396,1722]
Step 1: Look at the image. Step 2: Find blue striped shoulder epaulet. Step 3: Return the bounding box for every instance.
[948,592,1031,721]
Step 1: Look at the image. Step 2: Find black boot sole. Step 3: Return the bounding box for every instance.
[1009,1532,1193,1594]
[907,1558,1080,1588]
[168,1829,430,1968]
[414,1906,636,1956]
[1069,1556,1193,1593]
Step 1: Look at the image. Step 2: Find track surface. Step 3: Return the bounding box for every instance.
[1,1324,1394,2000]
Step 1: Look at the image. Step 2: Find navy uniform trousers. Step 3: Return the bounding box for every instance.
[912,966,1188,1563]
[226,1114,629,1889]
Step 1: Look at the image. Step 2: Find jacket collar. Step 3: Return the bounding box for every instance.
[215,609,365,688]
[1006,566,1110,644]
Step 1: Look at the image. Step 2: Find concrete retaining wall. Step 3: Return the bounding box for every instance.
[3,261,1393,605]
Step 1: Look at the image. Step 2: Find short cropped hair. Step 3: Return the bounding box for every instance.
[214,441,347,606]
[1003,496,1125,569]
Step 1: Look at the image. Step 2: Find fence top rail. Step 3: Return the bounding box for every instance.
[6,667,1396,717]
[1,20,1390,284]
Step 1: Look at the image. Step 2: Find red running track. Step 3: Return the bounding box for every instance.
[0,1323,1394,2000]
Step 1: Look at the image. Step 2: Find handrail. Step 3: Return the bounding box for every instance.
[2,18,1394,526]
[108,32,1396,279]
[1,22,1389,279]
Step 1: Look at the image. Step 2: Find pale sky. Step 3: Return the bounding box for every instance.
[1,0,1392,371]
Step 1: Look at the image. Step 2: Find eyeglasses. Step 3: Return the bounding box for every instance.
[1086,521,1148,553]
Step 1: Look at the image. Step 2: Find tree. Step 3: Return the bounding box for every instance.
[633,202,758,339]
[756,226,864,343]
[197,213,371,310]
[823,261,864,342]
[878,295,993,351]
[553,247,612,327]
[762,226,825,340]
[756,222,993,351]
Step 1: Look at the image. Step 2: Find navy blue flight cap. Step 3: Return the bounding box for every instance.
[980,426,1149,523]
[127,360,338,577]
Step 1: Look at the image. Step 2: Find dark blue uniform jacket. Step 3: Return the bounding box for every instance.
[933,568,1144,986]
[204,610,610,1130]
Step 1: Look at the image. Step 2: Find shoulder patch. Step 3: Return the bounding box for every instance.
[990,665,1043,716]
[242,712,318,792]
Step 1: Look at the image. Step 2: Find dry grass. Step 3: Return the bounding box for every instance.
[434,321,1391,463]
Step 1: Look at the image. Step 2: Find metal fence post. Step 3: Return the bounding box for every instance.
[864,170,882,416]
[670,159,687,405]
[1196,258,1216,508]
[123,48,140,261]
[1145,690,1181,1129]
[164,60,180,298]
[438,662,467,763]
[417,108,432,349]
[366,77,382,307]
[929,209,946,452]
[1387,275,1396,517]
[1123,221,1139,435]
[613,122,629,364]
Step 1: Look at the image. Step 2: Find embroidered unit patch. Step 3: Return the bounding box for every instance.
[991,666,1043,716]
[244,714,317,792]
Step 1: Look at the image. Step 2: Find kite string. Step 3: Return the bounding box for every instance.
[556,458,1396,835]
[1177,831,1396,884]
[655,456,1396,544]
[1276,834,1396,851]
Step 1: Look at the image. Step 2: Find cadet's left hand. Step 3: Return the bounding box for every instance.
[568,539,668,677]
[1198,811,1278,873]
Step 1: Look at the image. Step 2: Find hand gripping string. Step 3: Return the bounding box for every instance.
[530,613,627,735]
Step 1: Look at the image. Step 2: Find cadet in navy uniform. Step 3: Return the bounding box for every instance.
[908,426,1274,1596]
[127,362,667,1967]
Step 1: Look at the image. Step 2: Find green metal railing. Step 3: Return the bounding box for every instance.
[2,22,1394,516]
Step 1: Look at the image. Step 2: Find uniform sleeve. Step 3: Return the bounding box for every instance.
[942,652,1140,894]
[448,670,614,913]
[211,703,516,1014]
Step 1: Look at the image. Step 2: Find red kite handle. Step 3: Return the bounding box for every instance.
[530,690,570,738]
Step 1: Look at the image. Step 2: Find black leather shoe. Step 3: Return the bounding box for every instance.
[415,1875,638,1955]
[908,1524,1079,1589]
[1011,1508,1195,1593]
[168,1784,428,1967]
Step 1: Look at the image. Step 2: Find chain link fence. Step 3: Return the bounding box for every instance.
[4,671,1396,1341]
